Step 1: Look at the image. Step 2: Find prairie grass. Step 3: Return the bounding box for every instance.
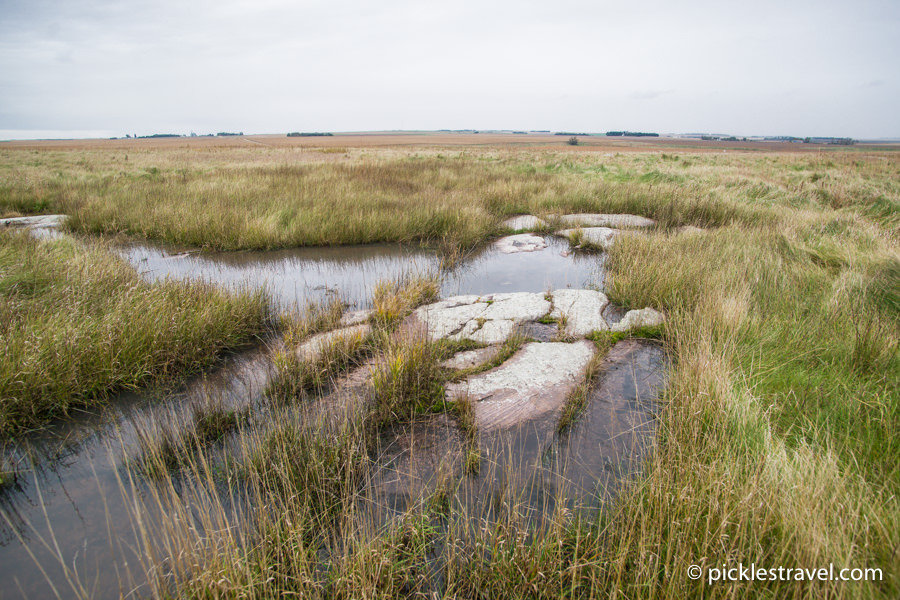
[133,396,249,478]
[267,326,372,402]
[370,328,446,424]
[3,143,898,598]
[0,230,270,435]
[370,272,440,329]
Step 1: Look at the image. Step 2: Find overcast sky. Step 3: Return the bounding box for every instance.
[1,0,898,140]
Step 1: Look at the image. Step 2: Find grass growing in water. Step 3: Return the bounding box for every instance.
[0,230,270,435]
[5,144,899,598]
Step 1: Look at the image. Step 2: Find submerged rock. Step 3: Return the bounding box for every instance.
[556,227,619,250]
[501,215,547,231]
[446,340,596,431]
[493,233,548,254]
[559,213,655,228]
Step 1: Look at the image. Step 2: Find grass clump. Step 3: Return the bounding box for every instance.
[448,393,481,475]
[133,396,248,478]
[267,326,371,403]
[370,272,439,330]
[371,329,445,425]
[280,295,345,347]
[0,230,270,435]
[247,418,370,519]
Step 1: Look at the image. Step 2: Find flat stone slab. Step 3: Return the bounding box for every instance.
[412,292,551,344]
[556,227,619,250]
[550,289,610,336]
[559,213,655,228]
[446,340,596,431]
[611,308,665,332]
[339,309,373,327]
[440,346,500,370]
[296,323,370,361]
[501,215,547,231]
[493,233,547,254]
[0,214,67,229]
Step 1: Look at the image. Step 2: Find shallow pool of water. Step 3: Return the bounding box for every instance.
[0,234,642,600]
[118,236,602,310]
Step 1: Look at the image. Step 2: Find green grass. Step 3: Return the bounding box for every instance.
[0,230,271,434]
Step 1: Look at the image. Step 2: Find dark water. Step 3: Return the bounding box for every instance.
[0,235,658,600]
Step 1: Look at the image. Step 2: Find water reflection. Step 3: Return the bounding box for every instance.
[118,236,601,310]
[0,235,626,599]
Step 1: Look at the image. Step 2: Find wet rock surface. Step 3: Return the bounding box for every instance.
[493,233,548,254]
[339,309,373,327]
[555,339,666,501]
[296,323,371,361]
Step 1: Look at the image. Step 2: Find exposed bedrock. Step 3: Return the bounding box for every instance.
[446,340,596,432]
[492,233,548,254]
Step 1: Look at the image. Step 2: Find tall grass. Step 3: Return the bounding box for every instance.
[0,230,271,434]
[600,211,898,597]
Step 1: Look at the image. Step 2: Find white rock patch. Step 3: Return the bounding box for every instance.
[412,292,550,343]
[556,227,619,250]
[493,233,548,254]
[296,324,370,361]
[550,289,610,336]
[446,341,596,431]
[611,308,665,332]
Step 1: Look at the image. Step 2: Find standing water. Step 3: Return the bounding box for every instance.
[0,232,660,599]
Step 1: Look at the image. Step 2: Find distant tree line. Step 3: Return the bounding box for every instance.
[217,132,243,137]
[134,133,181,139]
[555,132,590,136]
[804,137,855,145]
[605,131,659,137]
[287,132,334,137]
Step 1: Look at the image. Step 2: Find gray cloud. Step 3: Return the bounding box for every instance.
[1,0,898,139]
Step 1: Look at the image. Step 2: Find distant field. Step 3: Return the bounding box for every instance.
[3,131,897,153]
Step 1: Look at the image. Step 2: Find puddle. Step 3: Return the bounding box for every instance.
[0,233,658,600]
[118,236,600,310]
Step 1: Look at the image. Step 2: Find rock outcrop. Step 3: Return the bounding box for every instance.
[446,340,596,431]
[493,233,548,254]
